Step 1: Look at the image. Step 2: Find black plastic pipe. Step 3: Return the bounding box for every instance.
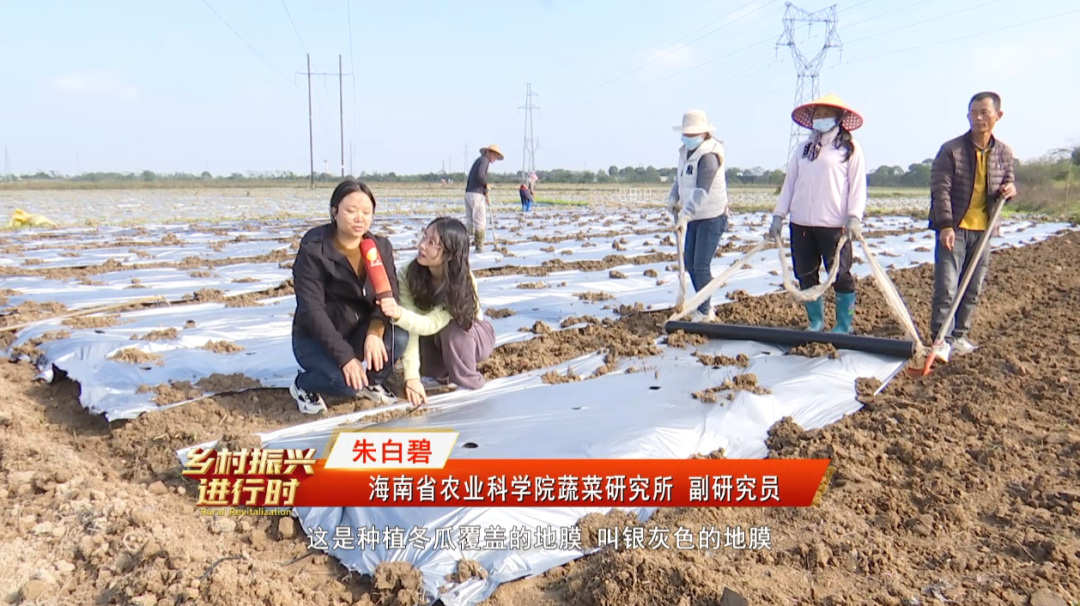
[664,321,916,359]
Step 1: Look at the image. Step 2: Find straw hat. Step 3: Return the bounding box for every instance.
[480,144,504,160]
[792,93,863,131]
[672,110,717,135]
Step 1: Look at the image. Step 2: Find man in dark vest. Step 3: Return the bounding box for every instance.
[927,91,1017,363]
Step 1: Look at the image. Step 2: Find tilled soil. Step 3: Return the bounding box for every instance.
[1,229,1078,606]
[481,231,1080,605]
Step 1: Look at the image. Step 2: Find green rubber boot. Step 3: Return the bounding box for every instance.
[473,229,485,253]
[830,291,855,334]
[803,297,824,332]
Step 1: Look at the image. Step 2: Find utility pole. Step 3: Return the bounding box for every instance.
[297,55,355,187]
[519,83,540,179]
[463,144,469,175]
[307,53,314,188]
[776,2,842,159]
[5,147,12,180]
[350,142,354,177]
[339,54,345,178]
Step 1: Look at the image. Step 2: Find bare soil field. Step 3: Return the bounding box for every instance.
[1,226,1078,605]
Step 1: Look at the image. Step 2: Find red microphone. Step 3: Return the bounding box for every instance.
[359,237,393,300]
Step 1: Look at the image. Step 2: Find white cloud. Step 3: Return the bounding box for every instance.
[52,72,139,102]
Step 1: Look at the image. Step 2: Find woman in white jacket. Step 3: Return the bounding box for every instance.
[667,109,730,322]
[768,94,867,334]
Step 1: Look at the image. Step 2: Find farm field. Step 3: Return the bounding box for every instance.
[1,191,1078,606]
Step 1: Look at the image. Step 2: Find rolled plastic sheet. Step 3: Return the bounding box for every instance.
[665,321,918,359]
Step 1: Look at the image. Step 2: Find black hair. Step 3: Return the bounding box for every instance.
[406,217,478,331]
[970,91,1001,112]
[329,179,376,222]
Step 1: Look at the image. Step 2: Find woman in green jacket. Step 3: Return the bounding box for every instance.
[378,217,496,405]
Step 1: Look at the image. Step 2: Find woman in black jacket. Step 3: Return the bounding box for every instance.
[289,179,409,414]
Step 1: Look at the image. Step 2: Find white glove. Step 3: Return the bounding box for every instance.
[767,215,783,241]
[844,216,862,239]
[676,213,689,232]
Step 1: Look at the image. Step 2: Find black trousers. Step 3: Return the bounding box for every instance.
[789,223,855,294]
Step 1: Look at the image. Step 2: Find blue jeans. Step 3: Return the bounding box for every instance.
[683,214,729,314]
[292,323,409,398]
[521,197,532,212]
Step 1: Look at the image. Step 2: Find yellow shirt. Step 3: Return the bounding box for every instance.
[958,146,988,231]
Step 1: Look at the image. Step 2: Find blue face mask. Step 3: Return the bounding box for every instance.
[682,135,704,150]
[812,117,838,133]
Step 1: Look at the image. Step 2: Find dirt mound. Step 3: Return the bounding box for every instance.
[109,347,164,366]
[664,330,707,348]
[576,510,639,550]
[63,314,123,329]
[485,307,515,319]
[136,380,204,405]
[200,340,244,353]
[194,373,261,392]
[608,270,627,279]
[693,352,749,368]
[131,328,178,341]
[576,291,614,302]
[786,341,839,359]
[445,559,489,584]
[370,561,425,606]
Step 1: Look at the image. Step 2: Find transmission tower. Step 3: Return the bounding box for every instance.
[776,2,842,159]
[519,83,540,179]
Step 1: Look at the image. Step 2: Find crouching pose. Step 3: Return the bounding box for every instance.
[769,93,868,334]
[289,179,409,414]
[379,217,495,406]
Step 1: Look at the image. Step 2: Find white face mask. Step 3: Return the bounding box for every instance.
[812,117,838,133]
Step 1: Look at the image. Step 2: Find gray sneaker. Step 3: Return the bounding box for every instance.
[951,337,978,356]
[362,384,396,405]
[289,377,327,414]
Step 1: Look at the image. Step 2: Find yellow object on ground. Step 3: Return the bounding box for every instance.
[7,209,58,229]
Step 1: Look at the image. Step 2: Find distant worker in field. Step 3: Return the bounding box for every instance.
[667,109,730,323]
[519,172,537,212]
[926,91,1016,363]
[378,217,495,406]
[289,179,409,414]
[769,93,867,334]
[465,144,504,252]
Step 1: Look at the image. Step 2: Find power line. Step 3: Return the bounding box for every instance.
[581,0,767,93]
[844,0,1005,45]
[199,0,292,82]
[621,36,776,94]
[280,0,307,54]
[842,5,1080,64]
[838,0,876,13]
[566,0,780,102]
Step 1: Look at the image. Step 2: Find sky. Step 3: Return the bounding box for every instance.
[1,0,1079,177]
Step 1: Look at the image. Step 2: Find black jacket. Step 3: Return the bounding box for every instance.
[291,223,401,367]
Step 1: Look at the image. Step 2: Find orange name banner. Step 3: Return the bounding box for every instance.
[189,458,830,508]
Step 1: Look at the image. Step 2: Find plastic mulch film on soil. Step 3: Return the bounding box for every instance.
[4,216,1073,421]
[178,337,904,606]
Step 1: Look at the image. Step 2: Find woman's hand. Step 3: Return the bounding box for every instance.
[364,334,388,373]
[378,297,402,321]
[404,379,427,406]
[341,358,367,390]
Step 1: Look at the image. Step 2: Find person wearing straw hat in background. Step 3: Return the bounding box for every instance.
[667,109,730,323]
[519,172,537,212]
[465,144,504,253]
[768,93,868,334]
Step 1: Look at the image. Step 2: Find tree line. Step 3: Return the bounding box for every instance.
[3,145,1077,206]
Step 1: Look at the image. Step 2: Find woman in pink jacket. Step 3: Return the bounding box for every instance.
[767,94,868,334]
